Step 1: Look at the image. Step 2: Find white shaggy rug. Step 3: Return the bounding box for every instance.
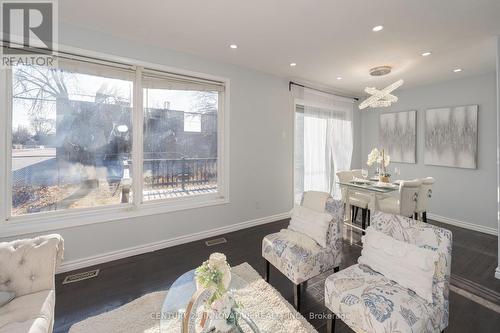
[69,262,318,333]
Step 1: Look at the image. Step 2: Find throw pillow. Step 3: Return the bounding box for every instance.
[288,205,332,248]
[358,227,438,303]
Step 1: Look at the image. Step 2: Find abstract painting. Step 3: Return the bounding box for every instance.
[424,105,478,169]
[379,110,416,163]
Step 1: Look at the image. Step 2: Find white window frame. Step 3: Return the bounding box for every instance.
[0,44,230,237]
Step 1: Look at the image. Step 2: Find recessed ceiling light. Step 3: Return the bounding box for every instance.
[421,51,432,57]
[336,77,343,80]
[229,44,238,49]
[372,25,384,32]
[453,68,462,73]
[290,63,297,67]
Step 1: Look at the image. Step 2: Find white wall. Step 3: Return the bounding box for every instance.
[360,72,498,234]
[495,36,500,279]
[2,24,296,267]
[0,25,365,269]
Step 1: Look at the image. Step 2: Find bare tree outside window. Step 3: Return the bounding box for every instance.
[12,125,31,146]
[11,65,133,216]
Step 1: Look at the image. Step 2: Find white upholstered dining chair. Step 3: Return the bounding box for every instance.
[415,177,435,222]
[262,191,344,311]
[336,170,371,231]
[324,211,452,333]
[350,169,364,179]
[377,179,422,218]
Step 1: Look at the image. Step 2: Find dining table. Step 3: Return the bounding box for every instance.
[337,178,400,235]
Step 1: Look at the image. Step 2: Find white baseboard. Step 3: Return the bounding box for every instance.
[496,267,500,280]
[427,213,498,236]
[57,212,290,274]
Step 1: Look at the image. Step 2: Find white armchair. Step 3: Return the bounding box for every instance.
[262,192,344,311]
[324,211,452,333]
[0,234,64,333]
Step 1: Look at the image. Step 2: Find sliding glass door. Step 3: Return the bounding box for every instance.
[294,98,353,202]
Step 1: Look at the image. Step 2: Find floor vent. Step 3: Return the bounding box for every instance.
[205,237,227,247]
[62,269,99,284]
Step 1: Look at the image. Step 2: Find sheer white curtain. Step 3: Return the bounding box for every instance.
[294,87,354,202]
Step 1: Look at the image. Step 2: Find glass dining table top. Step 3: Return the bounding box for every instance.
[337,180,399,193]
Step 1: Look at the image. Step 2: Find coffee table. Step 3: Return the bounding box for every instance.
[160,269,260,332]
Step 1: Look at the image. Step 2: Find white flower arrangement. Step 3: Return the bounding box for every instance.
[367,148,391,176]
[195,253,232,304]
[195,253,237,333]
[209,294,235,332]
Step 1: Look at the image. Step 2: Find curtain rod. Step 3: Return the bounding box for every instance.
[289,81,359,101]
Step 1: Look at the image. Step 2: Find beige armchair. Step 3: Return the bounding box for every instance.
[0,234,64,333]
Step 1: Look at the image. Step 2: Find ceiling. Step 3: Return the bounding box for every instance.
[60,0,500,96]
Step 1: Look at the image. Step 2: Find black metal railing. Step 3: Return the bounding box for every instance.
[143,157,217,191]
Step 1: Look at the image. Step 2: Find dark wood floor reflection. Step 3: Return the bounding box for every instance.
[54,219,500,333]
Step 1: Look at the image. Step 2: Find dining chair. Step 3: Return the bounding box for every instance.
[377,179,422,218]
[415,177,435,222]
[325,211,452,333]
[351,169,363,179]
[336,170,371,231]
[262,192,344,311]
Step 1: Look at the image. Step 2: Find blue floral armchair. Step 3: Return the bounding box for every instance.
[262,192,344,311]
[324,211,452,333]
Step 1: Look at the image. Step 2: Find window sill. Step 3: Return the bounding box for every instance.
[0,193,229,238]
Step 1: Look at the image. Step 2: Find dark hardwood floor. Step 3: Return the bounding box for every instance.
[54,218,500,333]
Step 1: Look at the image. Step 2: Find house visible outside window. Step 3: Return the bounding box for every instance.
[10,63,134,216]
[142,81,220,202]
[184,113,202,132]
[1,51,228,228]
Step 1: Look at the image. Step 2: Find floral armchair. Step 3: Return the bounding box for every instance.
[324,211,452,333]
[262,192,344,311]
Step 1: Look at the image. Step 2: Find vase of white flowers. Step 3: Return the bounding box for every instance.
[367,148,391,183]
[194,253,238,333]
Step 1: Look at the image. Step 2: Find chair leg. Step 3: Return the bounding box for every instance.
[423,212,427,223]
[354,206,359,221]
[367,209,371,226]
[265,260,270,283]
[334,266,340,273]
[294,283,301,312]
[326,310,336,333]
[414,212,419,220]
[361,208,367,231]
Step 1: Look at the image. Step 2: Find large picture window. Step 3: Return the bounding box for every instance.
[11,64,134,216]
[142,76,220,201]
[2,51,227,225]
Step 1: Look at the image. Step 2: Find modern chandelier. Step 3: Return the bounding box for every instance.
[359,79,404,110]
